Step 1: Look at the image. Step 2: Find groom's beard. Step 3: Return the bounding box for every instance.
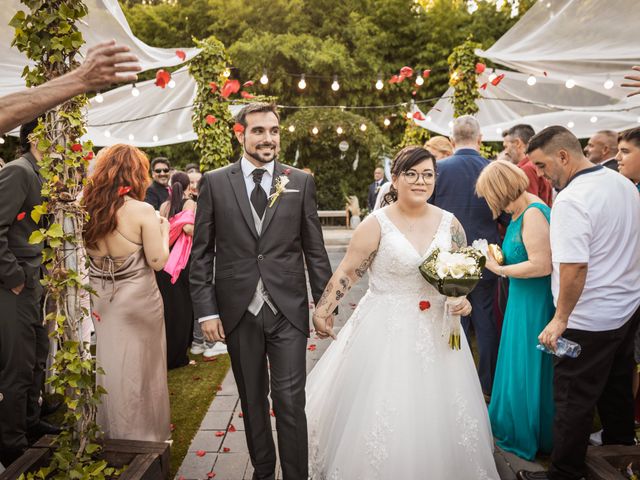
[244,139,279,164]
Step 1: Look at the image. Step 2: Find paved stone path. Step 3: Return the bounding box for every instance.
[175,234,545,480]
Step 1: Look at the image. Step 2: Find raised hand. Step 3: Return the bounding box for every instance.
[74,40,141,90]
[622,66,640,97]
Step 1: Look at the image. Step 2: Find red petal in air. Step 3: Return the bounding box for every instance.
[240,91,255,99]
[16,212,26,221]
[228,424,237,432]
[491,74,505,86]
[233,123,245,134]
[71,143,82,152]
[419,301,431,311]
[223,447,230,453]
[84,151,94,161]
[479,82,488,90]
[543,71,548,77]
[422,69,431,78]
[209,82,218,93]
[215,431,225,437]
[243,81,254,87]
[155,69,171,88]
[308,344,317,351]
[206,115,217,125]
[196,450,206,457]
[92,311,101,322]
[400,66,414,77]
[413,111,425,121]
[221,79,240,98]
[207,473,216,479]
[176,50,186,61]
[475,63,486,74]
[118,186,132,196]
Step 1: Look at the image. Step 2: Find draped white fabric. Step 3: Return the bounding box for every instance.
[419,0,640,140]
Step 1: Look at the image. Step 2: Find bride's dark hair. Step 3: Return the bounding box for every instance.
[382,146,436,206]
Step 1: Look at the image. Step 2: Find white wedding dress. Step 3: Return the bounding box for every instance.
[307,208,499,480]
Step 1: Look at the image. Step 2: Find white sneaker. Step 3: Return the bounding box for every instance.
[203,342,228,358]
[589,429,603,446]
[190,342,206,355]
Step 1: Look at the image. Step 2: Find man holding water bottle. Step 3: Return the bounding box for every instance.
[516,126,640,480]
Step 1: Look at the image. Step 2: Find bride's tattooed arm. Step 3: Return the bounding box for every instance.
[450,217,467,251]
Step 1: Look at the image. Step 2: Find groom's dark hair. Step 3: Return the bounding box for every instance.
[235,102,280,128]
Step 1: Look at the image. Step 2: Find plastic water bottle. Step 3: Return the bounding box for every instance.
[536,336,581,358]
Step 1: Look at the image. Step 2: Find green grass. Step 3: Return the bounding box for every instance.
[168,353,230,478]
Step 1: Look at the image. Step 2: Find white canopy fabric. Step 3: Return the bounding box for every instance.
[417,0,640,140]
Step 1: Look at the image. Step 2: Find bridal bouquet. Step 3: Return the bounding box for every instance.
[419,247,486,349]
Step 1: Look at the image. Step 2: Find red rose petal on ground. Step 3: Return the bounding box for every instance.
[233,123,245,134]
[422,69,431,78]
[413,111,425,121]
[155,69,171,88]
[243,81,254,87]
[419,301,431,311]
[207,473,216,478]
[209,82,218,93]
[221,79,240,98]
[215,431,225,437]
[240,91,255,99]
[223,447,230,453]
[71,143,82,152]
[400,66,414,77]
[176,50,186,61]
[475,62,486,74]
[308,344,317,351]
[16,212,26,221]
[206,115,217,125]
[196,450,206,457]
[228,424,237,432]
[491,73,505,86]
[284,168,291,175]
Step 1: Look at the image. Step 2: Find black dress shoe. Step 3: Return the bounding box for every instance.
[0,447,25,468]
[27,420,62,442]
[40,398,63,417]
[516,471,550,480]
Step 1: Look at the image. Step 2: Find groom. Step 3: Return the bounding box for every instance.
[190,102,333,480]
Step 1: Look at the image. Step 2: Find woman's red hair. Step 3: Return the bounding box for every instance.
[83,144,150,249]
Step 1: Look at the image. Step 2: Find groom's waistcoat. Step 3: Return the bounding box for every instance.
[190,160,332,336]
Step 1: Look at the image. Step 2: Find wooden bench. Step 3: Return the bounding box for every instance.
[318,210,349,227]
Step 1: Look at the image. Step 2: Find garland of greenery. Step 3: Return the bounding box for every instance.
[189,37,234,172]
[12,2,116,478]
[447,37,482,117]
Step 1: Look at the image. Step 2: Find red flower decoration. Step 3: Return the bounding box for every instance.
[422,69,431,78]
[475,63,486,74]
[207,473,216,478]
[228,424,237,432]
[155,69,171,88]
[196,450,206,457]
[308,344,317,351]
[388,74,400,84]
[419,301,431,311]
[176,50,186,61]
[92,311,102,322]
[240,91,255,99]
[223,447,230,453]
[233,123,245,134]
[209,82,218,93]
[242,81,254,87]
[206,115,217,125]
[221,79,240,98]
[84,151,94,161]
[412,111,425,121]
[479,82,488,90]
[283,168,291,175]
[491,73,505,86]
[215,431,225,437]
[118,186,132,196]
[71,143,82,152]
[16,211,26,221]
[400,66,414,77]
[411,90,417,96]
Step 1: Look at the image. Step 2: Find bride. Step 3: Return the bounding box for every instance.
[308,146,499,479]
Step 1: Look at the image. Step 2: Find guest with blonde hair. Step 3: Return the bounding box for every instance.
[424,135,454,160]
[476,159,555,461]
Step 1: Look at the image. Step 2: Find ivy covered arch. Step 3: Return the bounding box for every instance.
[280,109,389,210]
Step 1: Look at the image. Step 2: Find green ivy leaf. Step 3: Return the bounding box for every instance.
[29,230,45,244]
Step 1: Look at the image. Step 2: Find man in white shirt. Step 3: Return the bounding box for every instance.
[516,126,640,480]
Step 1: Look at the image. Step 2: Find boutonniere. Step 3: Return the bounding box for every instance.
[268,169,299,207]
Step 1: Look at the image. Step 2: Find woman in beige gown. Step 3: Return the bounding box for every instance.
[83,144,171,442]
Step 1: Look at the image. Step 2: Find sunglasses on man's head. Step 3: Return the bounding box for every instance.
[154,168,170,174]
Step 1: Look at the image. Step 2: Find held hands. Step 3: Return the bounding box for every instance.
[74,40,141,90]
[202,318,226,343]
[538,315,568,351]
[449,298,472,317]
[313,312,337,340]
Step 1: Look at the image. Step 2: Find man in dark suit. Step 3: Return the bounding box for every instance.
[585,130,619,171]
[430,115,502,398]
[0,120,57,468]
[144,157,171,210]
[367,167,387,211]
[190,103,333,480]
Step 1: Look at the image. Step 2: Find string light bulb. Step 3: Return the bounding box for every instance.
[298,74,307,90]
[406,111,413,119]
[131,84,140,97]
[527,75,537,86]
[168,79,176,89]
[336,126,343,135]
[496,127,502,135]
[360,123,367,132]
[95,92,104,103]
[565,78,575,89]
[590,116,598,123]
[603,77,614,90]
[0,137,5,144]
[104,130,111,138]
[177,134,183,140]
[415,75,424,86]
[312,126,319,135]
[153,135,159,142]
[383,118,391,127]
[331,75,340,92]
[288,125,295,133]
[223,68,231,78]
[260,70,269,85]
[375,75,384,90]
[128,133,135,141]
[567,121,575,128]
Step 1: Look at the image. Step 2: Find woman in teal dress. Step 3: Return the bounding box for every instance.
[476,160,555,461]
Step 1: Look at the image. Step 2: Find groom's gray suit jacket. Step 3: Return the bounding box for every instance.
[190,159,332,335]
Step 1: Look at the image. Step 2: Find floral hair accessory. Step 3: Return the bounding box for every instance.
[118,186,132,196]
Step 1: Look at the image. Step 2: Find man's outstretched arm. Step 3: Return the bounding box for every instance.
[0,40,141,134]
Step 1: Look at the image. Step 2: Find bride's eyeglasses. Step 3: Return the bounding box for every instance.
[401,170,435,184]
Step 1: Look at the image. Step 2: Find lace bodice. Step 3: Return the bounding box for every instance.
[368,207,453,297]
